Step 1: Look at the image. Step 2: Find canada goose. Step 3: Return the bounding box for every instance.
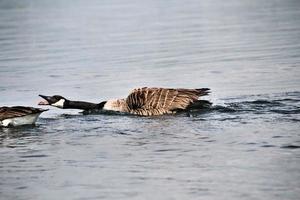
[0,106,48,127]
[38,87,211,116]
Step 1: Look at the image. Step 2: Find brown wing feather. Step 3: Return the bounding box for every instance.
[126,87,210,116]
[0,106,48,121]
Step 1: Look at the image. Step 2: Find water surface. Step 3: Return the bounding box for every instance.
[0,0,300,199]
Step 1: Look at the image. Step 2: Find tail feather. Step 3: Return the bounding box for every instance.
[195,88,210,96]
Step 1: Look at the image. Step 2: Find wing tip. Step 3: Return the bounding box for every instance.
[196,88,210,91]
[196,88,210,95]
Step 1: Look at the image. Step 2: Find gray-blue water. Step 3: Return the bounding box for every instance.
[0,0,300,199]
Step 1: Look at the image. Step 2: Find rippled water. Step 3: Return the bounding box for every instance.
[1,0,300,199]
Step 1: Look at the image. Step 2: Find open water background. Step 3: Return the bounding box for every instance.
[0,0,300,199]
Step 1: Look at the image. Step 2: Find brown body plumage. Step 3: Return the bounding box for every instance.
[103,87,210,116]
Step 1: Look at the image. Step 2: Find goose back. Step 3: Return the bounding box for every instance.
[125,87,210,116]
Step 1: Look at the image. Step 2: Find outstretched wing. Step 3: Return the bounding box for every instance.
[125,87,210,116]
[0,106,47,120]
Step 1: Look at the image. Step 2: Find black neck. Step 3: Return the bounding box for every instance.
[64,100,100,110]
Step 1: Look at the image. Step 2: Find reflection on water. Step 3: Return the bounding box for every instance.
[0,0,300,199]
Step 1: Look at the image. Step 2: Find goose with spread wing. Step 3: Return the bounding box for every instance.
[0,106,48,127]
[38,87,211,116]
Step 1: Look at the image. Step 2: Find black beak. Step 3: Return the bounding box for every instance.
[38,94,52,105]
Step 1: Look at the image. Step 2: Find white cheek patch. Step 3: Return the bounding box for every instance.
[52,99,65,108]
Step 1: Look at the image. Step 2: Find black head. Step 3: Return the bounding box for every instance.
[38,95,67,108]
